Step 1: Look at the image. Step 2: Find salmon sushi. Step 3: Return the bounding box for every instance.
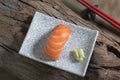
[44,24,71,60]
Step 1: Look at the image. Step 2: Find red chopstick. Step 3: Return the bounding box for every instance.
[77,0,120,30]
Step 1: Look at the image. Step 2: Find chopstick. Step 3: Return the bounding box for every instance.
[77,0,120,30]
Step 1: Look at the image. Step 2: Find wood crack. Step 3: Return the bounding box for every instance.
[89,63,120,71]
[101,65,120,71]
[107,45,120,58]
[114,40,120,46]
[18,0,36,9]
[0,42,17,53]
[4,15,26,24]
[89,64,102,69]
[0,1,17,10]
[96,41,104,46]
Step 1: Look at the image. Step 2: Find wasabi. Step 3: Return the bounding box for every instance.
[72,49,85,61]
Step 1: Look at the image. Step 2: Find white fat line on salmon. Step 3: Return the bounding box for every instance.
[50,33,69,39]
[46,44,63,51]
[44,48,56,57]
[48,39,66,45]
[44,48,60,56]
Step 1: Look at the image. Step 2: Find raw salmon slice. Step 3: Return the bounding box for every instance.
[44,24,71,60]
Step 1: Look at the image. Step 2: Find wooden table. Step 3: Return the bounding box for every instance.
[0,0,120,80]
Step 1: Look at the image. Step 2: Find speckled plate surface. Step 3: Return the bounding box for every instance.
[19,11,99,77]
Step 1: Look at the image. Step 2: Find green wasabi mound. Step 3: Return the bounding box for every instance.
[72,49,85,61]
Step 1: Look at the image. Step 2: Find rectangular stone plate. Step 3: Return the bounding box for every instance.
[19,11,99,77]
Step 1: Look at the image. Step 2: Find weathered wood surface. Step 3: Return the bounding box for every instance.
[0,0,120,80]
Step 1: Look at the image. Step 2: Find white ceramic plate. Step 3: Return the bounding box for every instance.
[19,11,99,77]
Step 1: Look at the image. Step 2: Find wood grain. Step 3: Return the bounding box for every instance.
[0,0,120,80]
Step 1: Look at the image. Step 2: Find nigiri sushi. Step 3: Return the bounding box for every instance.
[44,24,71,60]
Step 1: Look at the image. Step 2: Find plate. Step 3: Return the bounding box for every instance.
[19,11,99,77]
